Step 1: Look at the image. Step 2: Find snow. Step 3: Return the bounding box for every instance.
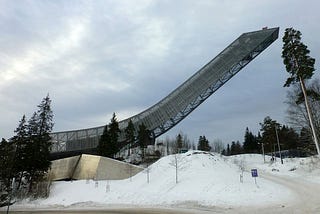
[229,154,320,183]
[5,150,320,212]
[12,150,320,210]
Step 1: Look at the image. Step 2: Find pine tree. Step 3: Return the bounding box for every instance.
[35,95,53,173]
[279,125,299,150]
[10,115,29,188]
[260,116,279,153]
[299,127,316,154]
[235,141,243,154]
[176,134,183,153]
[98,113,120,158]
[109,113,120,156]
[97,124,112,157]
[138,123,150,159]
[26,95,54,192]
[230,141,236,155]
[0,138,15,205]
[230,141,243,155]
[243,127,259,153]
[197,135,211,151]
[282,28,319,155]
[125,119,135,156]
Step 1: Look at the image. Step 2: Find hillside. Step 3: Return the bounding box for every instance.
[13,151,318,209]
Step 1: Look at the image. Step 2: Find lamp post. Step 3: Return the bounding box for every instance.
[275,127,283,164]
[261,142,265,163]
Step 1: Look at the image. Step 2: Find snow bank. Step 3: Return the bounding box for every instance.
[17,151,296,208]
[229,154,320,183]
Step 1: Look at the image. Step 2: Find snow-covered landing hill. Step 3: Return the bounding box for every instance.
[16,151,300,209]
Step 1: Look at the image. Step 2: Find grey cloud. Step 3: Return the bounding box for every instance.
[1,0,320,145]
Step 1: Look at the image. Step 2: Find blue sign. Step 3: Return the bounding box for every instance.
[251,169,258,177]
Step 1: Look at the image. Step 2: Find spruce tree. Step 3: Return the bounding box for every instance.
[26,95,54,192]
[299,127,316,154]
[260,116,279,153]
[243,127,259,153]
[97,124,112,157]
[35,95,53,174]
[278,126,298,150]
[125,119,135,155]
[197,135,211,151]
[230,141,236,155]
[0,138,15,205]
[109,113,120,156]
[176,134,183,153]
[138,123,149,159]
[98,113,120,158]
[282,28,319,155]
[235,141,243,154]
[10,115,28,188]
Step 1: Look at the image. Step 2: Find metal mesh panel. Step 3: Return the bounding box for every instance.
[50,27,279,154]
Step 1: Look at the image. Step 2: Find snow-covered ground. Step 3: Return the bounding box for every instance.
[229,153,320,183]
[5,151,320,212]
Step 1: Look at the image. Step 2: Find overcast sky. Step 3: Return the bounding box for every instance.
[1,0,320,145]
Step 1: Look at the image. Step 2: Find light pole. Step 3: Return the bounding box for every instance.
[275,127,283,164]
[261,142,265,163]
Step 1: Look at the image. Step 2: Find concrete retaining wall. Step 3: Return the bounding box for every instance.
[49,154,144,181]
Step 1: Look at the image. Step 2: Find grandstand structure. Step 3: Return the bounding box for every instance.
[50,27,279,159]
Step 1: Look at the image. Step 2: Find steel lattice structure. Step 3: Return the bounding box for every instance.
[50,27,279,157]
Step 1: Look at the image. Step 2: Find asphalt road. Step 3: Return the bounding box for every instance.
[1,207,216,214]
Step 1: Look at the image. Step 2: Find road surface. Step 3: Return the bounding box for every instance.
[222,172,320,213]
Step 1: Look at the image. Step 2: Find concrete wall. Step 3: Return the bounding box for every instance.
[49,155,81,180]
[49,154,144,181]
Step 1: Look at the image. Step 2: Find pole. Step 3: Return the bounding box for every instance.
[175,155,178,184]
[147,168,149,183]
[273,144,276,162]
[275,127,283,164]
[261,143,265,163]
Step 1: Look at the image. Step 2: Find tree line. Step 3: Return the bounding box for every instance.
[221,116,315,156]
[0,95,53,206]
[97,113,154,160]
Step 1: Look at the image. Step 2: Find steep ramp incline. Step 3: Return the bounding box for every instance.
[50,27,279,157]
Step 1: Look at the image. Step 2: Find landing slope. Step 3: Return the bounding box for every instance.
[20,151,294,208]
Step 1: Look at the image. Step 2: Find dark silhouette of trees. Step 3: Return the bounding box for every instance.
[243,127,259,153]
[138,123,151,159]
[197,135,211,151]
[1,94,54,204]
[97,113,120,158]
[125,119,135,156]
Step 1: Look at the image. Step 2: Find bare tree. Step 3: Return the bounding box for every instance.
[182,133,192,150]
[285,79,320,153]
[211,139,225,153]
[169,154,186,184]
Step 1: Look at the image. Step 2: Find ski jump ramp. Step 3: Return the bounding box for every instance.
[50,27,279,159]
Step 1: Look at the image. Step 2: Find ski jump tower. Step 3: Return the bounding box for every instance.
[50,27,279,158]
